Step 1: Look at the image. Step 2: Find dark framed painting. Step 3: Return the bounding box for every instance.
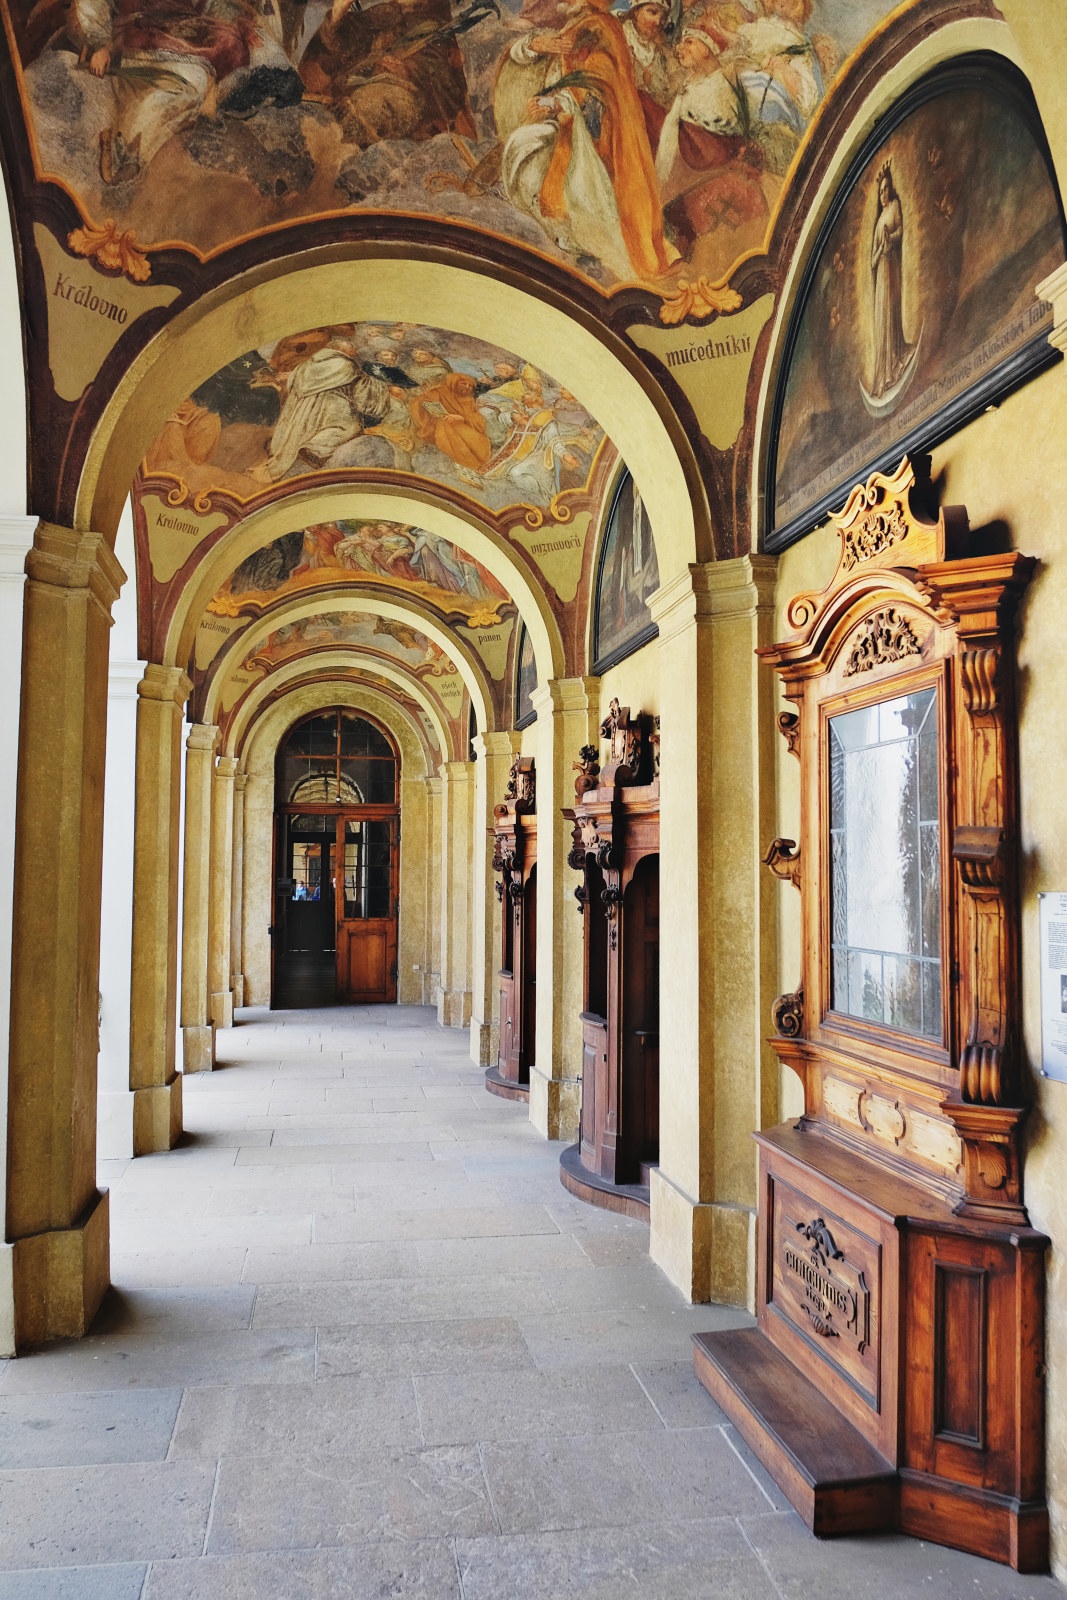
[592,470,660,674]
[514,624,537,731]
[766,58,1066,551]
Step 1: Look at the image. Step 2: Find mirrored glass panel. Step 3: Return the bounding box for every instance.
[829,686,941,1041]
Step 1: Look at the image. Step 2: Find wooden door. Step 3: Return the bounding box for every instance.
[620,853,659,1181]
[335,814,398,1003]
[520,862,537,1081]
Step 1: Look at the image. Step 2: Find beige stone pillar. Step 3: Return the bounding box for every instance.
[181,723,218,1070]
[241,768,273,1007]
[437,761,473,1028]
[530,677,599,1141]
[470,732,518,1065]
[424,776,442,1008]
[6,522,125,1347]
[208,754,238,1030]
[398,773,428,1005]
[230,769,247,1008]
[648,558,778,1307]
[129,664,191,1153]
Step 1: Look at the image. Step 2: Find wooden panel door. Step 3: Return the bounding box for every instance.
[336,815,398,1003]
[620,853,659,1181]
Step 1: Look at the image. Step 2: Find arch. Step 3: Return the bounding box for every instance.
[166,483,566,688]
[202,587,495,735]
[76,252,710,578]
[228,649,454,766]
[243,678,430,785]
[749,16,1024,552]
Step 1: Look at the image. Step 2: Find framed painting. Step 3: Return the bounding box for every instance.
[766,58,1066,551]
[514,624,537,731]
[592,469,660,674]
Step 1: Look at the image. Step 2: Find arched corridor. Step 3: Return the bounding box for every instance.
[0,1003,1061,1599]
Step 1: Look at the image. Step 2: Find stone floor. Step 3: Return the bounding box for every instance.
[0,1004,1063,1599]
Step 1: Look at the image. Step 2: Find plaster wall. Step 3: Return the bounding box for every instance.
[772,352,1067,1578]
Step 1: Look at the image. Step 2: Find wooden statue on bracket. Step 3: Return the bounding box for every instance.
[693,456,1048,1571]
[561,703,661,1217]
[486,756,537,1102]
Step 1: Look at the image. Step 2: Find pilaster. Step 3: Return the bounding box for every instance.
[181,723,218,1070]
[648,557,778,1306]
[98,658,144,1161]
[398,775,428,1005]
[7,522,125,1347]
[208,754,239,1031]
[230,770,247,1009]
[470,731,518,1065]
[128,664,191,1151]
[437,761,473,1028]
[529,676,599,1141]
[423,776,443,1008]
[241,768,273,1007]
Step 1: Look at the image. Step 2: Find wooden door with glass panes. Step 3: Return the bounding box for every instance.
[336,813,399,1003]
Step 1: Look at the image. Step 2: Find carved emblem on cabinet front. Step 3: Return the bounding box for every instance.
[843,608,921,676]
[782,1215,871,1351]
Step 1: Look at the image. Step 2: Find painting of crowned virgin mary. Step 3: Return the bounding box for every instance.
[768,60,1065,549]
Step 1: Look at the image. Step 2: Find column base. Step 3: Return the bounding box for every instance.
[183,1023,215,1072]
[528,1064,580,1142]
[210,990,234,1029]
[437,988,471,1028]
[97,1089,135,1161]
[649,1168,755,1307]
[11,1188,110,1349]
[133,1075,183,1154]
[232,973,245,1009]
[0,1243,14,1358]
[469,1018,497,1066]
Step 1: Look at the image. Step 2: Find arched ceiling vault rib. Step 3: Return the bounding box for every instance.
[167,483,564,689]
[203,586,496,735]
[227,647,454,764]
[77,252,709,577]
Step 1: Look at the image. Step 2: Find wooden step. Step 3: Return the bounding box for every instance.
[693,1327,896,1538]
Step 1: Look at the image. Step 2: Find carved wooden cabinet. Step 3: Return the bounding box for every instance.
[486,756,537,1101]
[693,459,1049,1571]
[561,702,660,1216]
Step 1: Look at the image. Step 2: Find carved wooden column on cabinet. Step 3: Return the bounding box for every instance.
[560,702,661,1218]
[486,756,537,1101]
[692,458,1049,1573]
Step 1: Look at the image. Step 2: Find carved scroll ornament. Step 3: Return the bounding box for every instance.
[764,838,801,890]
[843,608,922,676]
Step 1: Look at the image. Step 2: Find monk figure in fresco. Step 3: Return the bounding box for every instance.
[509,0,679,282]
[409,372,493,474]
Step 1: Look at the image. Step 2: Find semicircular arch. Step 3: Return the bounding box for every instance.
[243,679,430,786]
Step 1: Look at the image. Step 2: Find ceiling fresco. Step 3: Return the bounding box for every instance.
[139,321,608,519]
[8,0,907,297]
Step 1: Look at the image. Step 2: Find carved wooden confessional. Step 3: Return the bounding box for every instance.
[693,459,1048,1571]
[486,756,537,1100]
[561,701,660,1216]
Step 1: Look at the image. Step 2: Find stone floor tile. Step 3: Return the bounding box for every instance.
[739,1510,1067,1599]
[242,1241,421,1283]
[0,1387,181,1467]
[0,1329,315,1393]
[415,1364,659,1445]
[515,1304,730,1371]
[479,1432,671,1534]
[455,1519,777,1600]
[0,1564,148,1599]
[141,1544,461,1600]
[206,1446,495,1552]
[90,1287,257,1338]
[637,1426,779,1519]
[313,1204,559,1245]
[169,1374,422,1460]
[629,1359,729,1429]
[235,1143,435,1167]
[315,1315,533,1379]
[411,1234,591,1275]
[251,1272,556,1330]
[0,1461,215,1567]
[111,1215,313,1252]
[108,1248,249,1289]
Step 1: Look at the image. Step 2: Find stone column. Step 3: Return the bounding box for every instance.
[128,664,191,1152]
[241,767,273,1007]
[208,754,238,1031]
[437,760,473,1028]
[424,776,442,1008]
[181,723,218,1070]
[0,515,39,1356]
[7,522,125,1348]
[398,774,428,1005]
[648,558,778,1307]
[230,770,247,1009]
[470,732,518,1066]
[530,677,599,1141]
[97,660,143,1161]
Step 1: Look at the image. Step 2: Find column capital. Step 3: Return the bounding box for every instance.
[425,776,443,796]
[439,760,473,782]
[649,556,777,640]
[215,755,239,780]
[1037,260,1067,357]
[0,515,38,581]
[25,523,125,617]
[109,659,146,698]
[532,676,598,717]
[472,731,516,760]
[186,723,219,755]
[233,770,248,794]
[138,663,192,707]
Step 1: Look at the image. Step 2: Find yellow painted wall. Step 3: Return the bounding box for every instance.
[772,353,1067,1576]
